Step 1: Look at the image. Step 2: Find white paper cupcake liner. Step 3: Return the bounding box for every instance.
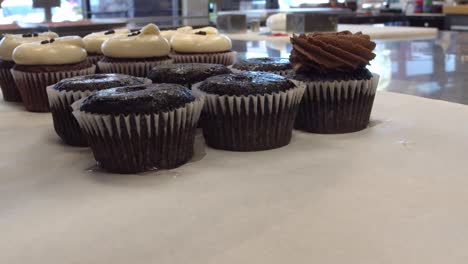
[230,67,293,77]
[291,73,380,134]
[46,77,152,146]
[97,58,173,77]
[170,51,237,66]
[72,97,204,173]
[192,82,305,151]
[11,65,96,112]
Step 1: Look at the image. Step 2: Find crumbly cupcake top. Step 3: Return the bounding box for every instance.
[80,83,195,115]
[0,31,58,61]
[233,58,292,71]
[290,31,376,73]
[101,23,170,59]
[83,28,130,54]
[197,71,295,96]
[148,63,231,85]
[160,26,193,41]
[54,74,145,92]
[12,36,87,65]
[171,27,232,53]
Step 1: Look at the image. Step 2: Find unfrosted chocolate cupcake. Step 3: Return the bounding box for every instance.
[73,84,204,174]
[148,63,231,88]
[193,71,305,151]
[289,31,379,134]
[232,58,292,76]
[47,74,149,146]
[11,36,96,112]
[0,31,58,102]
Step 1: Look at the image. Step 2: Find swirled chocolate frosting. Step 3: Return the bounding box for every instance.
[290,31,376,73]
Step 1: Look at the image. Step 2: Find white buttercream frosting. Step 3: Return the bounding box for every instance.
[101,23,170,59]
[171,26,232,53]
[0,31,59,61]
[83,28,130,54]
[12,36,87,65]
[160,26,193,41]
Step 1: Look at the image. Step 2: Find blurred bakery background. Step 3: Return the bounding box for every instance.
[0,0,467,103]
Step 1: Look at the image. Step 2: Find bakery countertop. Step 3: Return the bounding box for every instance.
[1,31,468,264]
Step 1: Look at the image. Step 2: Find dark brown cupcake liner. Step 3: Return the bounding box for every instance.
[46,78,152,147]
[292,73,380,134]
[0,65,22,102]
[170,51,236,66]
[11,65,96,112]
[73,98,204,174]
[98,58,173,77]
[193,83,305,151]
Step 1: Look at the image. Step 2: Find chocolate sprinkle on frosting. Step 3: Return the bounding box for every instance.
[194,31,207,35]
[289,31,376,73]
[104,29,115,35]
[128,31,141,37]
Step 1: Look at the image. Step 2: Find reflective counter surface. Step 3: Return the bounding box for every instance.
[233,31,468,105]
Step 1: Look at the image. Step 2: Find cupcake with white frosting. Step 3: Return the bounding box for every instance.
[83,28,130,66]
[11,36,96,112]
[170,27,236,66]
[98,23,172,77]
[0,31,58,102]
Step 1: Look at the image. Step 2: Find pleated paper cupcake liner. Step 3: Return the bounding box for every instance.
[86,55,103,66]
[170,51,237,66]
[230,67,293,77]
[0,65,22,102]
[72,97,204,174]
[98,58,173,77]
[11,65,96,112]
[46,78,151,147]
[292,73,380,134]
[193,83,305,151]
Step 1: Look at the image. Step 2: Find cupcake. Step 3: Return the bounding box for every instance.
[193,72,305,151]
[98,23,172,77]
[46,74,150,146]
[83,28,130,66]
[73,84,204,174]
[11,36,96,112]
[0,31,58,102]
[160,26,193,41]
[170,27,236,65]
[232,58,292,76]
[147,63,231,88]
[289,31,379,134]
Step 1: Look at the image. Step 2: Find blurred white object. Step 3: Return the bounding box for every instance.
[266,13,287,31]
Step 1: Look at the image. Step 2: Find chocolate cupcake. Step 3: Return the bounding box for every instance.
[98,24,173,77]
[11,36,96,112]
[193,72,305,151]
[289,31,379,134]
[232,58,292,76]
[147,63,231,88]
[83,28,130,67]
[0,31,58,102]
[170,27,236,66]
[46,74,150,146]
[73,84,204,174]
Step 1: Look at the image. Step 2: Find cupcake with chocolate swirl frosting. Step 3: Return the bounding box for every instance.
[170,27,236,65]
[0,31,58,102]
[98,23,172,77]
[289,31,380,134]
[11,36,96,112]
